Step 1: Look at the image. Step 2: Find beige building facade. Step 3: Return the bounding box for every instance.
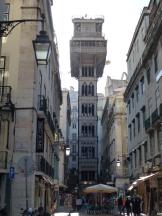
[124,0,162,214]
[101,76,128,192]
[0,0,62,215]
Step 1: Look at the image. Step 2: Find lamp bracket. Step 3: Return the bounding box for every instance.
[0,19,42,37]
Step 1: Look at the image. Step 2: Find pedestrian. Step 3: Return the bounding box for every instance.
[37,206,44,216]
[131,194,141,216]
[118,195,123,215]
[125,196,132,216]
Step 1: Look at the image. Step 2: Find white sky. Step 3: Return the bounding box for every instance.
[52,0,150,94]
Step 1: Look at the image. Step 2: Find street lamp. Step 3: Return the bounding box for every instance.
[33,15,51,65]
[0,14,51,66]
[65,146,70,156]
[116,157,121,167]
[116,155,129,167]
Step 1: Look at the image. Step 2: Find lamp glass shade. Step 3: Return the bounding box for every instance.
[116,159,121,167]
[66,147,70,156]
[33,30,51,65]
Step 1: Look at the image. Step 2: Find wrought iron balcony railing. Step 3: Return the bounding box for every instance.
[36,155,54,178]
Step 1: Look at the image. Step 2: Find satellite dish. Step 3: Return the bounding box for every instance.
[17,156,35,176]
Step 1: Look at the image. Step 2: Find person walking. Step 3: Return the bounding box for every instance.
[125,196,132,216]
[118,195,123,215]
[131,194,141,216]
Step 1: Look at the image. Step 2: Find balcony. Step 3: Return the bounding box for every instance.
[152,108,159,124]
[36,155,54,179]
[0,151,8,171]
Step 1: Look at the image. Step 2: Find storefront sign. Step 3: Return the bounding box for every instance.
[36,118,44,152]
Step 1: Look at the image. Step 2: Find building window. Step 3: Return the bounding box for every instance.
[81,146,88,158]
[135,85,139,103]
[0,57,6,86]
[141,106,146,128]
[75,23,81,32]
[96,23,102,32]
[148,98,152,117]
[149,132,155,157]
[155,87,160,109]
[139,146,142,166]
[146,68,150,84]
[3,3,10,21]
[72,122,76,129]
[72,133,77,140]
[81,171,95,181]
[88,83,94,96]
[82,104,94,116]
[136,113,140,133]
[89,146,95,158]
[140,77,145,94]
[154,53,158,73]
[128,100,131,114]
[157,124,162,153]
[132,119,135,137]
[134,151,137,168]
[144,141,147,162]
[128,124,132,141]
[131,93,134,109]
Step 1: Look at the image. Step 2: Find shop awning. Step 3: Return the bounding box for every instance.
[42,176,55,185]
[128,172,159,191]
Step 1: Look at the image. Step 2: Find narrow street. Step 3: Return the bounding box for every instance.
[1,1,162,216]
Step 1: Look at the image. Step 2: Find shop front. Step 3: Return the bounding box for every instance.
[128,172,161,215]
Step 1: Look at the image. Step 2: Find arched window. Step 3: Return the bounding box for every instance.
[82,85,84,96]
[92,85,94,96]
[92,147,95,158]
[81,125,84,136]
[85,104,87,115]
[92,104,94,116]
[92,125,94,137]
[89,125,92,136]
[91,67,94,77]
[85,84,88,96]
[82,104,84,116]
[85,67,87,77]
[82,66,85,77]
[85,125,88,136]
[88,104,91,116]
